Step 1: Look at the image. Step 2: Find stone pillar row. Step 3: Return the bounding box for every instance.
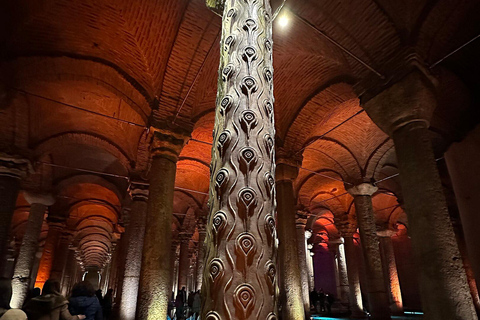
[295,212,311,317]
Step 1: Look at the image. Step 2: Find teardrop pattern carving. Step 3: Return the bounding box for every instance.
[202,0,277,319]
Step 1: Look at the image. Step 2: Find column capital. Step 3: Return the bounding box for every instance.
[129,181,149,201]
[197,217,207,232]
[295,212,309,228]
[334,214,358,238]
[376,227,397,238]
[24,191,55,206]
[346,183,378,196]
[178,233,192,243]
[0,153,32,179]
[149,125,190,162]
[361,68,437,136]
[304,229,313,240]
[275,148,303,182]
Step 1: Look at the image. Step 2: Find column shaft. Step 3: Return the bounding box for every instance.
[195,228,206,291]
[136,155,178,320]
[202,0,277,319]
[353,194,390,320]
[11,203,46,307]
[35,222,63,289]
[0,176,21,271]
[295,219,310,316]
[334,242,350,306]
[177,240,190,292]
[344,236,364,317]
[379,236,403,314]
[50,235,70,282]
[393,122,476,319]
[120,193,148,320]
[277,179,305,320]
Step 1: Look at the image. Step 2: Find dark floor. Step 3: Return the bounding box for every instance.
[311,314,423,320]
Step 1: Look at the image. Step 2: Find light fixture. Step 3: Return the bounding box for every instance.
[278,14,289,28]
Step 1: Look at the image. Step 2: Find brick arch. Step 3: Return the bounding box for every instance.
[34,132,132,172]
[5,56,151,121]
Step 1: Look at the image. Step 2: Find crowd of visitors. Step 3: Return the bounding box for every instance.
[0,278,115,320]
[168,287,201,320]
[309,288,335,315]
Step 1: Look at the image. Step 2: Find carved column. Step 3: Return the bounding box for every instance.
[363,70,476,319]
[335,214,365,318]
[196,219,207,291]
[0,155,30,272]
[330,238,350,307]
[276,158,305,320]
[202,0,277,319]
[347,183,390,320]
[120,183,149,320]
[35,219,65,289]
[177,235,191,292]
[295,213,310,316]
[377,229,403,314]
[11,192,53,308]
[136,128,188,320]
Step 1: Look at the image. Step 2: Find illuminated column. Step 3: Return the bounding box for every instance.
[378,229,403,314]
[305,231,315,291]
[347,183,390,320]
[336,215,364,318]
[276,159,305,320]
[330,238,350,307]
[119,183,149,320]
[11,192,53,308]
[35,219,65,288]
[364,70,476,319]
[136,127,188,320]
[195,219,206,291]
[202,0,277,319]
[170,241,179,296]
[0,155,29,273]
[177,235,191,292]
[295,213,311,316]
[61,248,77,296]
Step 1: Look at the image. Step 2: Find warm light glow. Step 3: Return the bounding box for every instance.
[278,15,289,28]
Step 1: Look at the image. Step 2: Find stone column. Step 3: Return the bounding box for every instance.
[195,219,207,291]
[170,241,179,296]
[330,238,350,307]
[35,219,65,289]
[347,183,390,320]
[305,232,315,291]
[202,0,277,319]
[177,236,190,292]
[119,182,149,320]
[276,159,305,320]
[335,214,364,317]
[363,70,476,319]
[295,213,311,316]
[50,233,71,282]
[0,155,30,272]
[136,127,188,320]
[377,229,403,314]
[61,248,77,296]
[11,192,53,308]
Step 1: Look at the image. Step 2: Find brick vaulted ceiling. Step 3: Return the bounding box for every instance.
[1,0,479,267]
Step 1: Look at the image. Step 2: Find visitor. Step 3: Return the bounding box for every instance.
[94,290,103,307]
[0,278,27,320]
[318,288,325,313]
[102,289,113,320]
[192,290,201,320]
[175,287,187,320]
[23,279,84,320]
[309,289,318,312]
[326,293,335,315]
[187,291,194,316]
[69,282,102,320]
[22,287,41,307]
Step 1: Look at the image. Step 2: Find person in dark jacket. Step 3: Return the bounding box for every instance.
[101,289,113,320]
[23,279,84,320]
[69,282,102,320]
